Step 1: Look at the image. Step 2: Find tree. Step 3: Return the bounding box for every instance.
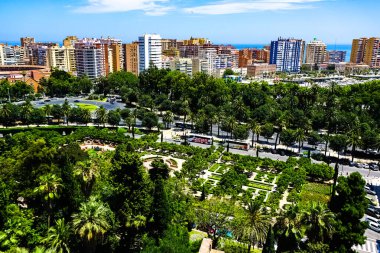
[302,202,335,243]
[280,129,296,149]
[42,218,71,253]
[240,200,270,252]
[262,225,275,253]
[295,128,306,153]
[261,123,274,143]
[233,124,249,140]
[95,106,107,127]
[74,155,100,198]
[141,111,159,130]
[347,125,361,162]
[162,111,174,129]
[107,110,121,126]
[195,198,235,248]
[61,99,70,126]
[329,172,368,252]
[20,100,33,126]
[80,109,92,126]
[72,197,113,253]
[51,104,63,124]
[329,134,348,158]
[34,173,63,228]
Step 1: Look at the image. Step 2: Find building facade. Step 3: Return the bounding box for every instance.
[123,42,139,76]
[328,50,347,63]
[247,64,277,78]
[138,34,162,73]
[305,39,327,64]
[270,38,305,73]
[75,39,105,79]
[47,46,76,72]
[350,37,380,68]
[350,38,367,64]
[63,36,78,47]
[170,58,193,76]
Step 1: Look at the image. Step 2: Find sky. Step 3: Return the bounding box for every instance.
[0,0,379,45]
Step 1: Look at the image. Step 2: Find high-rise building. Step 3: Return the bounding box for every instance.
[328,50,347,63]
[363,37,380,68]
[170,58,193,76]
[20,37,35,47]
[47,46,76,72]
[63,36,78,47]
[75,39,105,79]
[29,45,49,66]
[350,37,380,68]
[138,34,162,73]
[123,42,139,76]
[161,39,177,51]
[0,45,29,65]
[270,38,305,73]
[98,38,123,75]
[180,45,200,58]
[305,39,327,64]
[350,38,367,64]
[183,37,211,46]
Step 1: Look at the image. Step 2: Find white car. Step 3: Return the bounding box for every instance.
[366,215,380,224]
[368,221,380,233]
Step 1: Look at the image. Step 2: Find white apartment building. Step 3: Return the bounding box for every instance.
[75,39,105,80]
[138,34,162,73]
[198,48,217,75]
[0,45,29,65]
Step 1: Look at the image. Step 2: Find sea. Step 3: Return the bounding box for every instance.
[1,41,352,62]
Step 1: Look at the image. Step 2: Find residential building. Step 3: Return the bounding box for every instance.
[247,63,277,78]
[63,36,78,47]
[183,37,211,46]
[328,50,347,63]
[239,48,270,67]
[198,47,217,75]
[138,34,162,73]
[179,45,200,58]
[99,37,123,75]
[75,38,105,79]
[20,37,35,47]
[0,44,29,65]
[170,58,193,76]
[123,42,139,76]
[161,39,177,51]
[350,38,367,64]
[47,46,76,72]
[192,58,210,75]
[363,37,380,68]
[270,38,305,73]
[305,39,327,64]
[29,45,48,66]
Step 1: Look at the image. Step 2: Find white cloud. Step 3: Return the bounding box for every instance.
[184,0,323,15]
[75,0,174,15]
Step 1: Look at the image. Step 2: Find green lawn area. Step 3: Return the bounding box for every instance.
[209,174,222,181]
[209,163,220,172]
[75,103,99,111]
[247,181,273,191]
[299,182,331,205]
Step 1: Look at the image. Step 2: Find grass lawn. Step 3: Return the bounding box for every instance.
[300,182,331,205]
[75,103,99,111]
[247,181,273,191]
[209,174,222,181]
[209,163,220,172]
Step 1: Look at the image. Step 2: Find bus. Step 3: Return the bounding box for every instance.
[175,122,193,130]
[187,134,213,145]
[223,140,250,150]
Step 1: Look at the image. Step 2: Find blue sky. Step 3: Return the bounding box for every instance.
[0,0,378,44]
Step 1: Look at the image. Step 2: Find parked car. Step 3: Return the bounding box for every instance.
[349,161,358,167]
[44,99,51,102]
[363,163,370,169]
[370,163,379,171]
[74,100,80,102]
[366,207,380,219]
[369,221,380,232]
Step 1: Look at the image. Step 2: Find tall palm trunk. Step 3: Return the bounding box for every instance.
[351,144,356,162]
[275,132,280,150]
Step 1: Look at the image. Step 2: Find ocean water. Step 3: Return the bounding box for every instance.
[232,44,352,62]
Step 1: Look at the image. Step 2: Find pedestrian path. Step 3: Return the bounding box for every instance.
[353,239,379,253]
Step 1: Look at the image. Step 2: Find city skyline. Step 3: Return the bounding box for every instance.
[1,0,379,44]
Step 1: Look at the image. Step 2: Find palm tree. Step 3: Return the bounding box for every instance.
[252,122,262,145]
[74,157,100,198]
[347,125,362,162]
[275,204,304,252]
[95,106,107,127]
[0,103,12,127]
[42,218,71,253]
[62,99,70,126]
[274,114,287,150]
[162,111,174,129]
[72,197,112,253]
[242,200,271,253]
[21,100,33,126]
[34,173,63,228]
[81,109,92,126]
[295,128,306,154]
[43,104,52,124]
[301,202,335,243]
